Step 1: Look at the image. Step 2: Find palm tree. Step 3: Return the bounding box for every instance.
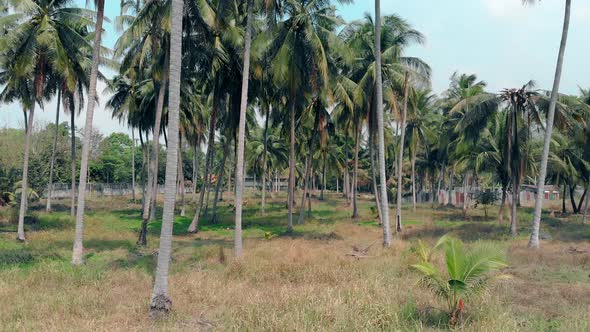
[149,0,183,318]
[528,0,572,249]
[375,0,392,246]
[265,0,349,232]
[1,0,92,241]
[234,0,254,257]
[72,0,106,265]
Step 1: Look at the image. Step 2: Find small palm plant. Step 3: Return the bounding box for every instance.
[411,235,508,326]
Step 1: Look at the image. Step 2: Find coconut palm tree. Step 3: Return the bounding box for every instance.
[1,0,93,242]
[72,0,105,265]
[265,0,350,232]
[528,0,572,249]
[149,0,183,318]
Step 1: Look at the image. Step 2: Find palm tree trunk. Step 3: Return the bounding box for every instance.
[352,126,360,219]
[411,147,417,212]
[233,0,253,257]
[192,146,197,201]
[529,0,571,249]
[140,53,169,243]
[47,89,61,212]
[447,169,455,207]
[369,134,383,224]
[298,157,311,224]
[131,128,136,202]
[149,54,170,223]
[17,105,36,242]
[375,0,392,246]
[562,183,567,214]
[583,181,590,224]
[70,108,76,218]
[511,175,519,236]
[140,131,147,212]
[320,153,326,201]
[576,187,587,213]
[396,72,409,233]
[437,163,445,205]
[178,134,186,217]
[288,97,296,233]
[211,138,231,224]
[498,186,507,223]
[72,0,104,264]
[569,184,578,214]
[187,98,217,233]
[261,103,270,213]
[149,0,182,316]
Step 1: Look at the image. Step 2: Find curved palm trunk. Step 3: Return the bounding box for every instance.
[298,157,311,224]
[396,72,409,233]
[529,0,571,249]
[351,126,360,219]
[562,183,567,214]
[187,95,218,233]
[149,0,182,316]
[411,146,417,212]
[211,138,231,223]
[569,184,578,214]
[72,0,104,264]
[46,90,61,212]
[192,146,198,202]
[375,0,392,246]
[70,108,77,217]
[17,105,36,242]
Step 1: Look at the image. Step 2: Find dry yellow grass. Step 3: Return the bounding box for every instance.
[0,193,589,331]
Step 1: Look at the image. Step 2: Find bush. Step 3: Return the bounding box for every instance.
[410,235,508,326]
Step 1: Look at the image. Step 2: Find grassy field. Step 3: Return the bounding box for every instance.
[0,191,589,331]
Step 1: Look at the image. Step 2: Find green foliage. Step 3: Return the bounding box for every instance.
[411,235,508,324]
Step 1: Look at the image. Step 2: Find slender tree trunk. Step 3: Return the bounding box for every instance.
[396,72,409,233]
[320,153,326,201]
[72,1,104,264]
[233,0,253,256]
[140,132,148,213]
[447,169,455,207]
[569,184,578,214]
[562,183,567,214]
[511,175,519,236]
[46,90,61,212]
[352,126,360,219]
[140,53,169,244]
[149,0,182,316]
[583,181,590,224]
[369,133,383,224]
[192,146,198,202]
[70,109,76,217]
[287,97,296,233]
[411,147,417,212]
[211,138,231,223]
[261,103,270,213]
[149,54,170,223]
[131,128,136,202]
[336,176,339,193]
[498,186,507,223]
[577,187,587,213]
[178,134,186,217]
[187,96,218,233]
[375,0,392,246]
[437,163,445,205]
[17,105,35,241]
[529,0,571,249]
[298,157,311,224]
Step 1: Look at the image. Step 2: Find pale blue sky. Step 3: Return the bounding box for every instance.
[2,0,589,135]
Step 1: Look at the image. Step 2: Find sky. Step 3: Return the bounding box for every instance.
[2,0,590,136]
